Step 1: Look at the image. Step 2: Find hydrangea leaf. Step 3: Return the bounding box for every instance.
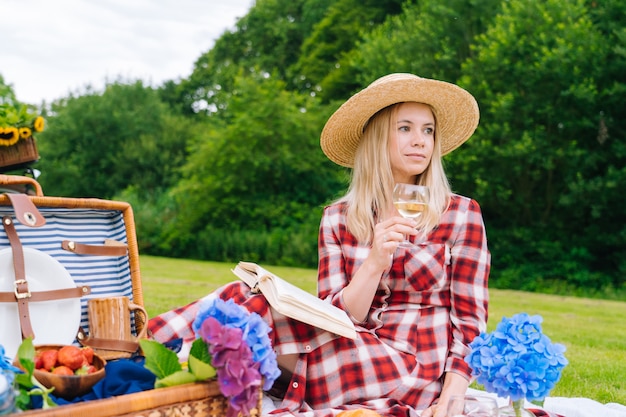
[189,338,216,380]
[139,339,182,379]
[188,354,217,380]
[155,370,198,388]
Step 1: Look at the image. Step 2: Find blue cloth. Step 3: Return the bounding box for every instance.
[31,357,156,408]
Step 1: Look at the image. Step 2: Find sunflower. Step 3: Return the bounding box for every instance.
[33,116,45,132]
[19,127,32,139]
[0,127,20,146]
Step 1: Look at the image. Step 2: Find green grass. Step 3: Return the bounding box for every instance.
[139,255,626,406]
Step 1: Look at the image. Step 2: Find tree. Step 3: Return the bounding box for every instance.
[179,0,317,117]
[349,0,502,87]
[289,0,404,100]
[0,74,18,105]
[155,70,346,264]
[459,0,615,288]
[37,80,196,199]
[168,70,344,238]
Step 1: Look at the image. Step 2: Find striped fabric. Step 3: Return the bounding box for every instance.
[0,206,134,335]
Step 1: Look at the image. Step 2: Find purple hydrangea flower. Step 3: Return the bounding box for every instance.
[192,298,281,416]
[465,313,568,402]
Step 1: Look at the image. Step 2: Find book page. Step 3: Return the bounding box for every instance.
[232,262,356,339]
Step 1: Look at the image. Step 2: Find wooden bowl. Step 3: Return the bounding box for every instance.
[31,345,106,400]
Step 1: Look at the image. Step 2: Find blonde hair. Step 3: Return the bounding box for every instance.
[340,102,452,243]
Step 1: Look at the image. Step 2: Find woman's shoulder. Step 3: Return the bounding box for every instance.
[448,193,483,213]
[321,200,349,229]
[323,199,348,215]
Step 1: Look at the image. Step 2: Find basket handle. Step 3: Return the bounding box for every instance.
[0,174,43,196]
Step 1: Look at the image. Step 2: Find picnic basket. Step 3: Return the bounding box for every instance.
[0,174,260,417]
[0,174,145,347]
[18,381,236,417]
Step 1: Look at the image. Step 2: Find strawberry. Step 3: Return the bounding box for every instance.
[52,365,74,376]
[34,352,44,370]
[81,346,95,364]
[39,349,58,371]
[57,345,84,370]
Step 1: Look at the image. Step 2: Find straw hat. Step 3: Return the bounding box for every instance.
[320,73,479,167]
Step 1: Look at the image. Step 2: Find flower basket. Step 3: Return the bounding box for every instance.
[0,105,44,171]
[0,135,39,171]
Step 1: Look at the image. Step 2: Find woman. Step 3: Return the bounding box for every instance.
[149,73,490,417]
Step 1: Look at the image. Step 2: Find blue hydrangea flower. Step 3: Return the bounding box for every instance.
[0,345,19,378]
[193,297,281,416]
[465,313,568,402]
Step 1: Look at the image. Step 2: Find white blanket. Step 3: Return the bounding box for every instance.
[260,388,626,416]
[466,388,626,417]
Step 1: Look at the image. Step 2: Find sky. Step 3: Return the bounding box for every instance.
[0,0,254,105]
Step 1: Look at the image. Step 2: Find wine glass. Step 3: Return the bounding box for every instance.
[392,183,429,245]
[446,394,500,417]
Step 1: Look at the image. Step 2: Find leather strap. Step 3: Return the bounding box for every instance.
[0,285,91,303]
[61,240,128,257]
[76,328,140,353]
[5,194,46,227]
[3,216,34,339]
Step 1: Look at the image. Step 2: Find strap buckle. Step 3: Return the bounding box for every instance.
[14,279,31,299]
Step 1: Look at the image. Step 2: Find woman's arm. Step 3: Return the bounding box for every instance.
[447,198,490,376]
[317,205,417,322]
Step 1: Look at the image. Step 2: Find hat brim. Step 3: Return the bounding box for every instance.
[320,73,479,167]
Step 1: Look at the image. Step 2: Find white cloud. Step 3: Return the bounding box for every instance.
[0,0,253,104]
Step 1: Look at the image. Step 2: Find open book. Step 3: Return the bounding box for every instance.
[232,261,357,339]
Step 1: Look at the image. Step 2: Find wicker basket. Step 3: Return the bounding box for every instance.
[0,177,146,338]
[0,175,262,417]
[0,136,39,171]
[18,380,262,417]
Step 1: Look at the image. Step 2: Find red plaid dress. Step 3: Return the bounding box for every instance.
[149,194,491,417]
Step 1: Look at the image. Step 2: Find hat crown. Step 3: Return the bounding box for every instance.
[369,73,421,87]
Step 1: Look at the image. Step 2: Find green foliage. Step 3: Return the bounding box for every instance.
[454,0,621,288]
[36,80,196,198]
[290,0,404,99]
[14,338,57,410]
[4,0,624,293]
[181,0,315,115]
[115,186,179,253]
[167,221,321,268]
[140,339,182,380]
[351,0,502,85]
[0,75,43,135]
[139,338,215,388]
[157,71,345,264]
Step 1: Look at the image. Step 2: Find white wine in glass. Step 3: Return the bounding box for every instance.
[392,183,430,245]
[394,201,427,219]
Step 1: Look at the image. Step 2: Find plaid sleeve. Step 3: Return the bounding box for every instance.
[317,203,366,323]
[148,300,201,345]
[445,197,491,376]
[317,203,350,301]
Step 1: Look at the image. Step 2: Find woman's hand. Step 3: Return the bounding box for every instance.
[341,216,418,322]
[420,401,446,417]
[421,373,470,417]
[370,216,417,269]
